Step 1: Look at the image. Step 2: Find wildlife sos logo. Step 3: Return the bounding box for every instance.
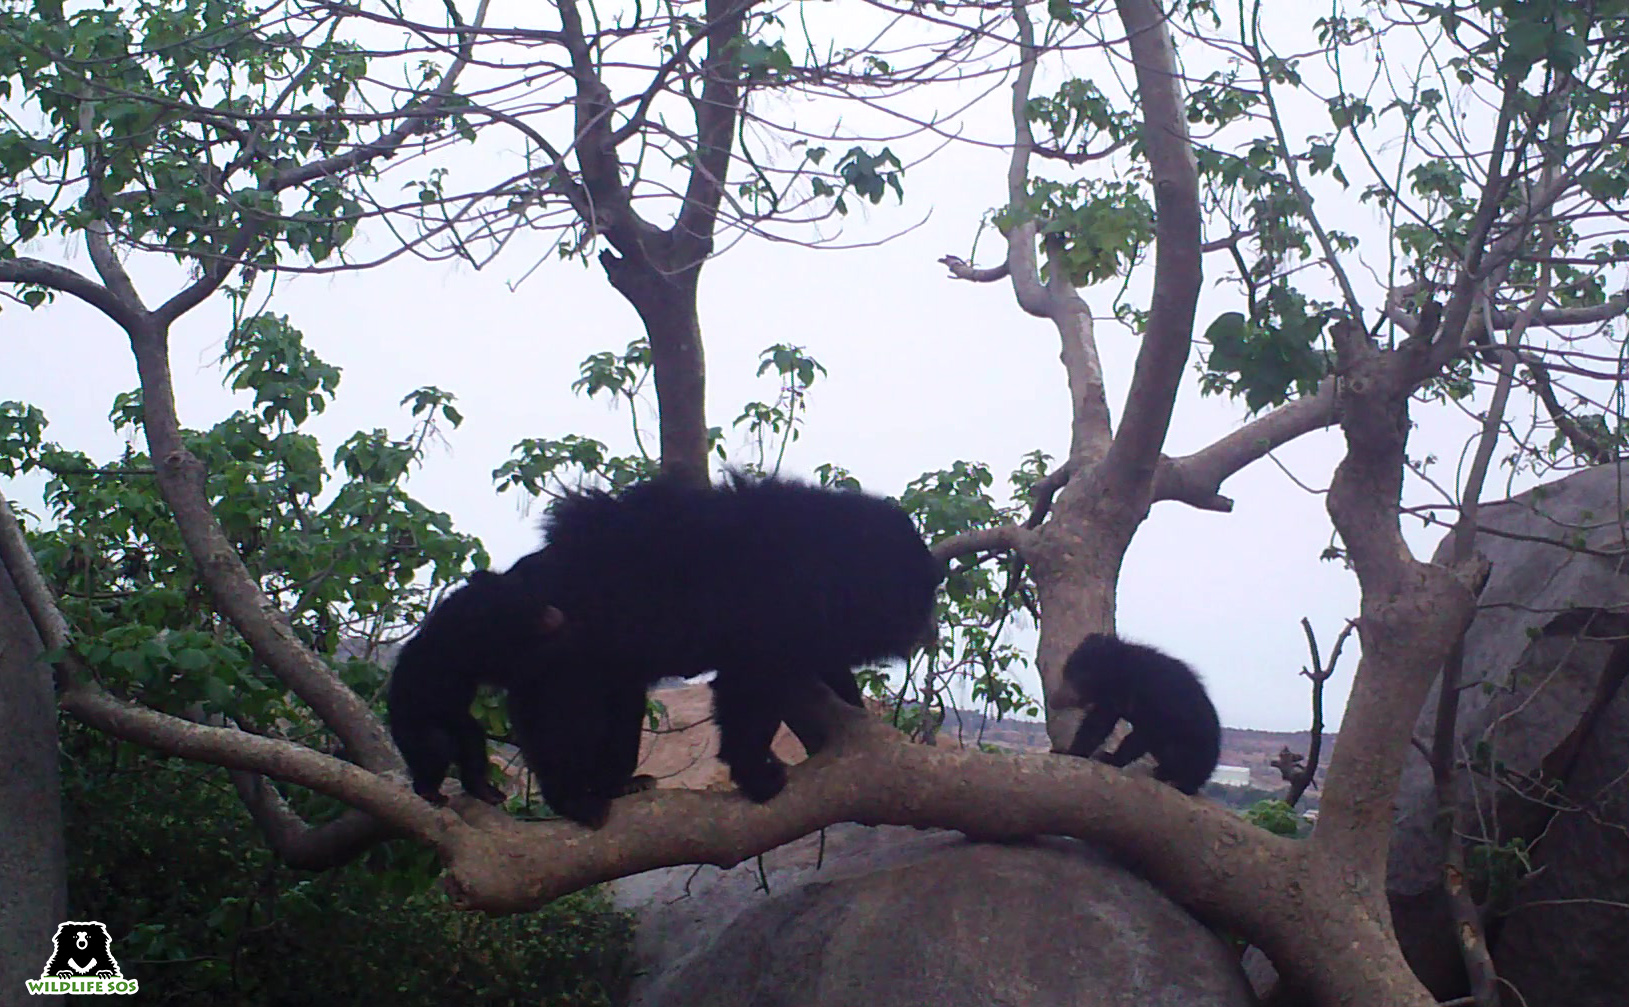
[25,922,139,996]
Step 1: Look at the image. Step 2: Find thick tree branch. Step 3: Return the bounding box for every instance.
[1099,0,1203,498]
[0,258,144,332]
[1043,235,1114,466]
[1153,378,1339,511]
[557,0,641,236]
[60,681,442,834]
[1001,0,1050,320]
[120,323,402,770]
[674,0,749,257]
[432,707,1433,1007]
[228,770,396,871]
[1315,317,1487,885]
[931,525,1030,563]
[84,226,146,317]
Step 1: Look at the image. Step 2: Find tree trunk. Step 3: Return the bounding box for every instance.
[1028,474,1143,751]
[1031,555,1121,751]
[599,248,710,486]
[0,562,66,1005]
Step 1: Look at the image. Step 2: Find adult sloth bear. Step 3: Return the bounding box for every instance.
[385,564,564,805]
[512,471,945,827]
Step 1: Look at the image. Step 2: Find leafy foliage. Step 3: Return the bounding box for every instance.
[2,314,484,730]
[1243,798,1307,839]
[494,340,830,498]
[1198,307,1332,413]
[992,178,1155,288]
[0,0,431,268]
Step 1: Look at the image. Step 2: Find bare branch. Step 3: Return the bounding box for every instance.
[1201,228,1252,254]
[60,681,441,834]
[1523,353,1618,465]
[1153,378,1339,511]
[228,770,395,871]
[1001,0,1050,320]
[1099,0,1203,496]
[938,254,1009,283]
[0,258,145,333]
[931,525,1030,563]
[1487,294,1628,329]
[1032,136,1131,165]
[119,323,402,770]
[1284,616,1352,808]
[1025,463,1075,529]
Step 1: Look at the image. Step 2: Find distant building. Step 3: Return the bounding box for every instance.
[1209,764,1253,788]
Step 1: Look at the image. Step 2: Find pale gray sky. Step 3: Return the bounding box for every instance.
[0,6,1547,733]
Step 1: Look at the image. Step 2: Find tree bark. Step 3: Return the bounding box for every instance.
[599,247,710,486]
[0,561,66,1006]
[122,322,401,770]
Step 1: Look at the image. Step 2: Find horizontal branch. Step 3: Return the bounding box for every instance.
[60,683,445,837]
[938,254,1010,283]
[931,525,1030,563]
[1153,378,1339,511]
[427,691,1431,1005]
[1382,292,1629,338]
[440,714,1289,922]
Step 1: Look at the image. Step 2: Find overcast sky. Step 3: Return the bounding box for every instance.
[0,4,1549,733]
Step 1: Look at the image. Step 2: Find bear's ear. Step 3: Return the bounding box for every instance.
[538,605,567,634]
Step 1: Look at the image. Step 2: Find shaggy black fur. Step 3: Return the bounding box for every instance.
[385,565,560,805]
[1061,633,1222,795]
[513,471,945,825]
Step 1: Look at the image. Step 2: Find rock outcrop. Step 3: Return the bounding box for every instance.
[615,825,1253,1007]
[1388,465,1629,1004]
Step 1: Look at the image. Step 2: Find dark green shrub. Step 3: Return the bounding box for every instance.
[61,725,633,1006]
